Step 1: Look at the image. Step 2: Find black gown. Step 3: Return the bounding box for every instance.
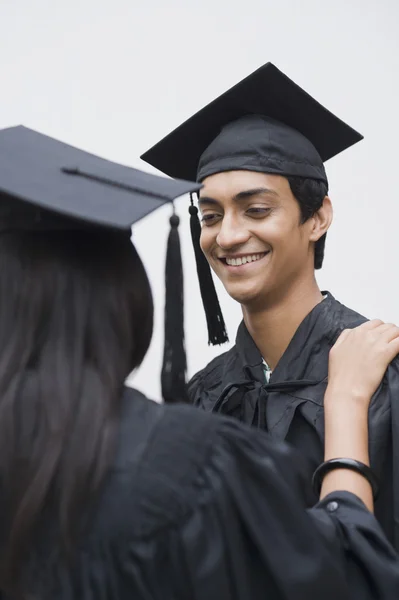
[19,387,399,598]
[188,292,399,550]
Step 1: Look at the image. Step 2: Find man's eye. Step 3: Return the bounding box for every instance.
[246,207,272,216]
[201,214,221,225]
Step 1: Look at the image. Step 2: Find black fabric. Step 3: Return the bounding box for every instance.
[141,62,363,183]
[188,292,399,550]
[12,386,399,598]
[0,125,201,231]
[197,115,329,184]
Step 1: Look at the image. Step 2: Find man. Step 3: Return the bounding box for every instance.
[141,62,399,550]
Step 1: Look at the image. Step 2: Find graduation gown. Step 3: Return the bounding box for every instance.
[188,292,399,551]
[17,387,399,598]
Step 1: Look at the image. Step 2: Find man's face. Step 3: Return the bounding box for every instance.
[199,171,318,309]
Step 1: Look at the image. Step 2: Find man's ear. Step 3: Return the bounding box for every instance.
[309,196,333,242]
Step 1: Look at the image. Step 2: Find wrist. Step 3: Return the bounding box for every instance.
[324,384,370,407]
[324,399,369,421]
[324,392,369,465]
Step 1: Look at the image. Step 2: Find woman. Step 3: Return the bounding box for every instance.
[0,126,398,599]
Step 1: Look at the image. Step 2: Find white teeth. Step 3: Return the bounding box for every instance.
[225,253,266,266]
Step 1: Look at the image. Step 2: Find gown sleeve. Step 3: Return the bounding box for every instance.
[154,418,399,600]
[187,367,204,404]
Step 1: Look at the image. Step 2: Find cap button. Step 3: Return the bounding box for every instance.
[326,501,339,512]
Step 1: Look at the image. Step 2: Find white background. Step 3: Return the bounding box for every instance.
[0,0,398,400]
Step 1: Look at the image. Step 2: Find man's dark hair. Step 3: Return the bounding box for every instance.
[287,176,329,270]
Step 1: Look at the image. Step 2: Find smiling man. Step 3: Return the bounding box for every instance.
[198,168,331,372]
[141,63,399,551]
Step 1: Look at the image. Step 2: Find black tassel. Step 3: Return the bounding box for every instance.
[161,208,188,404]
[189,194,229,345]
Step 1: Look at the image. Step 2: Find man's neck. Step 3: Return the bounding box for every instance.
[242,278,323,371]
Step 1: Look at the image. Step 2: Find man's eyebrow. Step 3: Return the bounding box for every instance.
[198,196,220,206]
[233,187,279,201]
[198,187,279,206]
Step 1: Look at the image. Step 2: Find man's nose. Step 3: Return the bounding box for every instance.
[216,214,250,250]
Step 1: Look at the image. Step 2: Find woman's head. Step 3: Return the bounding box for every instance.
[0,228,153,378]
[0,227,153,593]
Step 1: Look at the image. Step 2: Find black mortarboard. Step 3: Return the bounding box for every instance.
[0,125,200,231]
[0,125,202,404]
[141,62,363,345]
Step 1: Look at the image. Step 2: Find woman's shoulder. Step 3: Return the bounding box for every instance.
[96,387,309,543]
[92,388,225,538]
[116,386,220,466]
[117,385,225,481]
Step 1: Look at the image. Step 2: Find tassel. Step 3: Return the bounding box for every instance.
[189,194,229,345]
[161,207,188,404]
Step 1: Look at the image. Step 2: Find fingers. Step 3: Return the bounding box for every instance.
[341,320,399,340]
[367,323,399,368]
[334,320,382,345]
[378,324,399,343]
[359,321,399,363]
[359,319,384,330]
[362,320,399,340]
[366,322,399,343]
[333,320,399,351]
[335,320,384,343]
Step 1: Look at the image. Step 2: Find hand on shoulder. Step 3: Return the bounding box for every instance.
[327,319,399,407]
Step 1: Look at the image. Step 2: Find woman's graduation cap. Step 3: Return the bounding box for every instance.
[141,62,364,346]
[0,125,201,404]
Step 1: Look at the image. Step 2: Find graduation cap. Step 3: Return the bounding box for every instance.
[141,62,364,346]
[0,125,202,404]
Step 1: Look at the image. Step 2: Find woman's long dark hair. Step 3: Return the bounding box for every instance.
[0,228,153,595]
